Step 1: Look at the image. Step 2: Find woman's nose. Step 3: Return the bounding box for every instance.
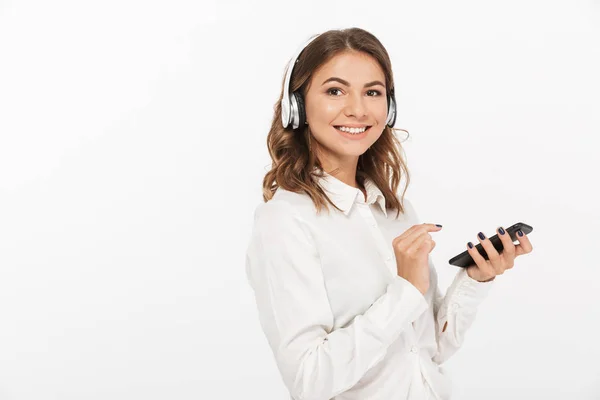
[344,92,367,118]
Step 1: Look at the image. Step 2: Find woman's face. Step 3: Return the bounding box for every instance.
[304,50,388,166]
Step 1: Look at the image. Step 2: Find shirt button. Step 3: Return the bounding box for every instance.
[410,345,418,353]
[386,255,391,261]
[452,303,459,310]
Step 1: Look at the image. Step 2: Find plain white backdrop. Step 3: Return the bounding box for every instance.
[1,0,599,399]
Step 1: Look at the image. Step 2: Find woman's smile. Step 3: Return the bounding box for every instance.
[333,125,372,140]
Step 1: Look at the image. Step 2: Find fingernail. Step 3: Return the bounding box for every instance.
[435,224,443,228]
[517,230,523,237]
[498,227,505,235]
[478,232,485,240]
[468,242,474,248]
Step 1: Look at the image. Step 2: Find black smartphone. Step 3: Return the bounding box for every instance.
[448,222,533,268]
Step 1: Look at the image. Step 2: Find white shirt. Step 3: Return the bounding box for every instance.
[245,170,495,400]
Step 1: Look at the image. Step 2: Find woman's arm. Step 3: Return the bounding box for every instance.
[402,198,495,365]
[245,200,429,400]
[430,259,494,365]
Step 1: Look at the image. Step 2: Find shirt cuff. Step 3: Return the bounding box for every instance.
[444,268,495,313]
[365,275,429,345]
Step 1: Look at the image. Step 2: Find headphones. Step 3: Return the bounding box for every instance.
[281,33,397,130]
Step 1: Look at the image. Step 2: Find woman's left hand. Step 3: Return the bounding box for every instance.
[465,227,533,282]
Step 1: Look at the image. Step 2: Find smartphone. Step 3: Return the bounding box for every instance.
[448,222,533,268]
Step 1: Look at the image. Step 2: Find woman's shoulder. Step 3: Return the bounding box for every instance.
[252,188,316,227]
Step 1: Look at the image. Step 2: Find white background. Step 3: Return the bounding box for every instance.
[1,0,599,399]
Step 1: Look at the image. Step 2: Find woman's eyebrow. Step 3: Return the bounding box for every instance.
[321,77,385,88]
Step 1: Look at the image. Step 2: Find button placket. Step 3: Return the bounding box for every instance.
[359,204,378,228]
[372,233,395,276]
[357,204,395,277]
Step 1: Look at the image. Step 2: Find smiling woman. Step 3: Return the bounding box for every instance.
[263,28,406,219]
[245,27,503,400]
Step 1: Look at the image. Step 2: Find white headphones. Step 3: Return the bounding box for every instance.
[281,33,397,130]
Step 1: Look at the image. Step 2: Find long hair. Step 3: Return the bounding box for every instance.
[262,27,411,220]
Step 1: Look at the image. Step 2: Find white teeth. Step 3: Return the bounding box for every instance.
[336,126,368,134]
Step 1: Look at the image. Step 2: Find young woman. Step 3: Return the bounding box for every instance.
[245,27,533,400]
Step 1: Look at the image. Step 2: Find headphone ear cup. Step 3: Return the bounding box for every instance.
[293,92,306,129]
[386,94,397,127]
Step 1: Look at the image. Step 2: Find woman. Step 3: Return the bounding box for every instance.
[245,27,533,400]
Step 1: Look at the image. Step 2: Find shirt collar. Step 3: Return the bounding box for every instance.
[312,168,387,217]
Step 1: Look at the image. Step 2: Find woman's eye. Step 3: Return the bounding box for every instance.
[327,88,383,96]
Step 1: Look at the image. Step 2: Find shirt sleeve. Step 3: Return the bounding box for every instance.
[245,200,429,400]
[431,263,494,365]
[401,198,495,366]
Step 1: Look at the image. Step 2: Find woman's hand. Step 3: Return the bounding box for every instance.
[393,223,443,295]
[465,227,533,282]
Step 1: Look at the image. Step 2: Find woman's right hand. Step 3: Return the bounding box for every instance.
[392,224,442,295]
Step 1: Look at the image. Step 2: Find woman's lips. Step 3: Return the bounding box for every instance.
[333,125,371,139]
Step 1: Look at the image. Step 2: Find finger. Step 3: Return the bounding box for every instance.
[412,233,436,254]
[514,229,533,257]
[397,223,442,241]
[466,241,493,273]
[476,231,501,267]
[403,230,433,255]
[403,227,434,250]
[396,224,442,248]
[417,236,436,253]
[396,224,421,241]
[496,226,516,259]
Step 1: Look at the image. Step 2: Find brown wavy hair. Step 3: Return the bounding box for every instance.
[262,27,411,220]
